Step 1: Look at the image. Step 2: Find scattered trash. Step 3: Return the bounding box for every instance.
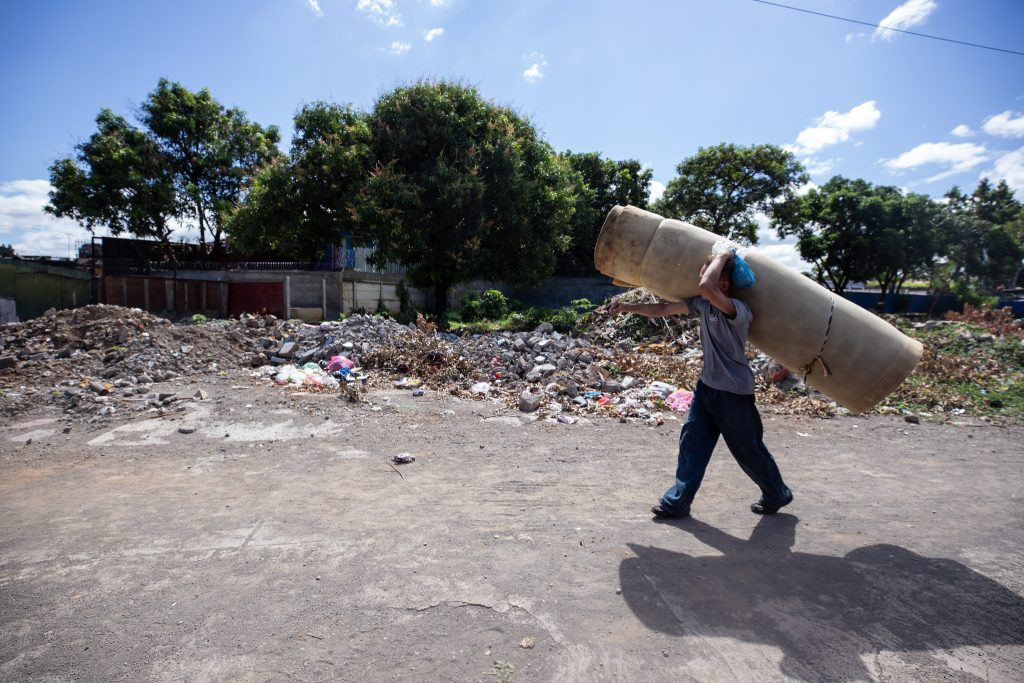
[665,390,693,413]
[470,381,492,395]
[557,414,577,424]
[326,355,354,373]
[275,364,339,388]
[412,389,425,397]
[178,426,195,434]
[392,453,416,464]
[521,637,535,649]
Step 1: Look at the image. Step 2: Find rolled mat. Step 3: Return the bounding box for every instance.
[594,205,923,413]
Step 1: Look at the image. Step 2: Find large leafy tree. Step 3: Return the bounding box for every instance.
[139,78,282,255]
[557,151,651,274]
[654,143,807,244]
[350,80,576,326]
[774,177,896,296]
[226,102,372,257]
[47,109,178,244]
[933,179,1023,300]
[867,190,942,301]
[47,79,280,254]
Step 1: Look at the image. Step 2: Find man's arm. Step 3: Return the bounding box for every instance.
[698,254,737,317]
[607,300,689,318]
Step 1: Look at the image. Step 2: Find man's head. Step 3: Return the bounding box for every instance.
[700,255,734,295]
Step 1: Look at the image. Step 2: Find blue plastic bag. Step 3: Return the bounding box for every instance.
[731,253,756,289]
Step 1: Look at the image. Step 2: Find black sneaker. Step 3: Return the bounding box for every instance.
[651,505,688,519]
[751,493,794,515]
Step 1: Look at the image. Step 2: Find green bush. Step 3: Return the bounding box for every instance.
[479,289,509,319]
[460,292,484,322]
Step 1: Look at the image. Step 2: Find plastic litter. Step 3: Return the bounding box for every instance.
[274,363,339,388]
[326,355,354,373]
[392,452,416,464]
[666,389,694,413]
[712,239,756,289]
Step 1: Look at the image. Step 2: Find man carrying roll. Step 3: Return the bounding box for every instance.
[607,251,793,519]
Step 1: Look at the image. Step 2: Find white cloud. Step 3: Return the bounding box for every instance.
[882,141,988,183]
[987,146,1024,197]
[0,179,201,257]
[755,217,811,273]
[950,124,973,138]
[429,0,450,6]
[874,0,937,41]
[356,0,401,26]
[389,41,411,55]
[424,27,444,41]
[982,111,1024,139]
[0,179,97,257]
[649,180,665,203]
[795,181,819,197]
[522,55,546,83]
[308,0,323,16]
[786,101,881,155]
[803,157,837,177]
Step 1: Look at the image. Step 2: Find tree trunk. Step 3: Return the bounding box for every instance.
[433,281,450,331]
[196,201,207,248]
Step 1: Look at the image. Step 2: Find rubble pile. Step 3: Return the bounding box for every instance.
[0,305,258,421]
[0,303,841,424]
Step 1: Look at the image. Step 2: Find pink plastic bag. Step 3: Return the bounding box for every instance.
[666,389,694,413]
[327,355,354,372]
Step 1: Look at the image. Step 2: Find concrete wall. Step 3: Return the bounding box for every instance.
[103,269,431,321]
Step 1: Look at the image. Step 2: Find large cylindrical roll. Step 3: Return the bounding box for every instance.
[594,205,923,413]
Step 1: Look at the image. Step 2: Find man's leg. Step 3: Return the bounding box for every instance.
[658,382,720,516]
[716,393,792,512]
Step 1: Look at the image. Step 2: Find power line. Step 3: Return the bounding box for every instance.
[750,0,1024,57]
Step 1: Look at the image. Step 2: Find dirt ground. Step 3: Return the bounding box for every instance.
[2,378,1023,682]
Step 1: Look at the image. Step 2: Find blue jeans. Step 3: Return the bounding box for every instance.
[660,381,791,515]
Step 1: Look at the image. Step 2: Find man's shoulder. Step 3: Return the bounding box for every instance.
[730,297,752,322]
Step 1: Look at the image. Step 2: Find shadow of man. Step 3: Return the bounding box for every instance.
[621,515,1024,681]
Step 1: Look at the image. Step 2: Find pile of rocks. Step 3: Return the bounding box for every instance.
[0,304,828,424]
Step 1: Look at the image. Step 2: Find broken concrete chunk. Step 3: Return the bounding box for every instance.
[518,390,543,413]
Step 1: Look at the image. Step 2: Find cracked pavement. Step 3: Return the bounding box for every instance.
[2,383,1023,681]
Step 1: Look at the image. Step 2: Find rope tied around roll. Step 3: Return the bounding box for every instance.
[801,295,835,380]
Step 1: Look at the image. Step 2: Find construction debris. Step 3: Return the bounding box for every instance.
[3,297,1017,425]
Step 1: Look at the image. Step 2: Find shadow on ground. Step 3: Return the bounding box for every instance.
[621,515,1024,680]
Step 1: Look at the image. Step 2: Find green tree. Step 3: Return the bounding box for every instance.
[868,190,942,302]
[933,180,1023,301]
[0,244,16,257]
[46,109,178,244]
[655,143,807,244]
[774,176,889,296]
[139,78,282,255]
[47,79,280,255]
[558,151,652,274]
[226,102,372,257]
[351,80,576,327]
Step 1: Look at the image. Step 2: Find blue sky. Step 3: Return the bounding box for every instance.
[2,0,1023,269]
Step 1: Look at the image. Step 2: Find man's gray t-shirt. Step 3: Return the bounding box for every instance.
[686,297,755,395]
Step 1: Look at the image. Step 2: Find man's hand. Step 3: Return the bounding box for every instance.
[608,301,628,316]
